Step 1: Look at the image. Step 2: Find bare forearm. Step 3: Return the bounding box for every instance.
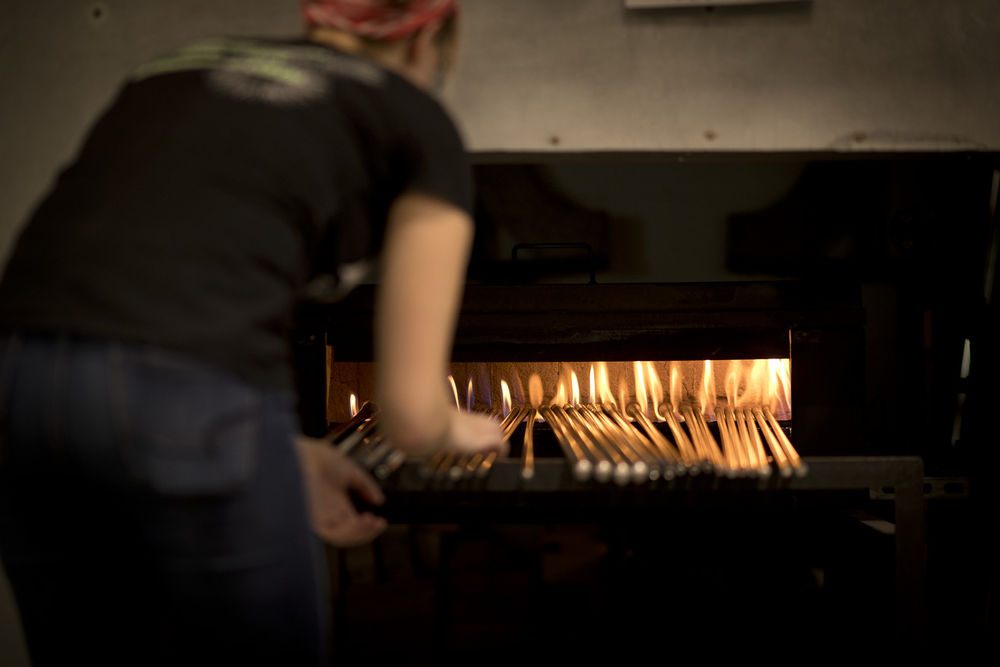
[375,193,472,452]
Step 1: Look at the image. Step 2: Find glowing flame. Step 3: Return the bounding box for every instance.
[554,380,567,406]
[570,370,581,405]
[589,365,596,404]
[700,359,716,417]
[596,362,616,406]
[725,360,741,407]
[349,393,358,418]
[509,373,526,409]
[669,363,682,411]
[744,360,767,408]
[634,361,648,418]
[528,373,544,409]
[500,380,512,418]
[646,361,665,421]
[768,358,792,419]
[466,376,474,412]
[448,375,460,410]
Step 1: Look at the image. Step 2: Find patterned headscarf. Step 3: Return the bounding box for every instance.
[302,0,458,41]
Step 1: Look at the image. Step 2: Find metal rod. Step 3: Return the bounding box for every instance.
[360,437,394,471]
[595,404,664,481]
[463,452,486,477]
[421,449,448,478]
[716,406,741,476]
[752,408,792,478]
[763,407,808,476]
[561,406,631,486]
[502,407,526,441]
[733,407,761,474]
[449,409,502,479]
[659,403,697,474]
[326,401,377,443]
[622,404,683,479]
[476,450,498,478]
[680,407,714,474]
[571,406,649,484]
[692,411,725,473]
[335,417,379,457]
[542,406,606,483]
[741,409,772,478]
[471,405,525,479]
[723,407,751,473]
[678,407,709,473]
[498,405,524,436]
[374,449,407,480]
[521,409,537,480]
[433,452,458,480]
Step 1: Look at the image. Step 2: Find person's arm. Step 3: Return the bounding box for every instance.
[375,191,504,455]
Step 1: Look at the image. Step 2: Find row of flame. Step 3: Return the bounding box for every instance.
[349,359,792,423]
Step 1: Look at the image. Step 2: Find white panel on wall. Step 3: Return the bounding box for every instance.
[446,0,1000,153]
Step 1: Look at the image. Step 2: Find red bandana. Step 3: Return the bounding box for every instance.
[302,0,458,41]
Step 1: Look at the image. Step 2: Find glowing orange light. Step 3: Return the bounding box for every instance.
[646,361,665,421]
[448,375,460,411]
[768,358,792,419]
[349,393,358,418]
[700,359,716,417]
[725,359,741,408]
[528,373,544,409]
[634,361,648,418]
[466,376,474,412]
[570,370,581,406]
[500,380,512,418]
[596,362,616,406]
[589,365,596,404]
[554,379,567,406]
[669,363,682,412]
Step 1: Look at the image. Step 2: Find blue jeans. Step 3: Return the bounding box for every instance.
[0,335,329,666]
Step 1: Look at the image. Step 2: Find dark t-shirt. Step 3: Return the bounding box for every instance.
[0,37,472,389]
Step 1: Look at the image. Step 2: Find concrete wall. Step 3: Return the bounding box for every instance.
[453,0,1000,153]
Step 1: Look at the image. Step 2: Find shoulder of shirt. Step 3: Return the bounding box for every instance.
[129,36,391,91]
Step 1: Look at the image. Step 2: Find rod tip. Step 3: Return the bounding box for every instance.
[594,460,613,483]
[613,462,631,486]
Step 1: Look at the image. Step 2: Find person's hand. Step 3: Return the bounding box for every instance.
[294,436,387,547]
[441,410,507,457]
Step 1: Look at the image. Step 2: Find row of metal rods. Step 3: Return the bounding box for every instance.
[329,401,805,484]
[542,402,807,484]
[424,406,524,480]
[327,402,407,480]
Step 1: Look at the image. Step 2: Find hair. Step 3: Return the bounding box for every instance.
[307,1,459,73]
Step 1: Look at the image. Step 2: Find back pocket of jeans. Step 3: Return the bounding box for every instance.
[114,349,259,497]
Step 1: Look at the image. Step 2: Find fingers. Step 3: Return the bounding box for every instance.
[445,411,506,455]
[345,462,386,506]
[317,511,388,548]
